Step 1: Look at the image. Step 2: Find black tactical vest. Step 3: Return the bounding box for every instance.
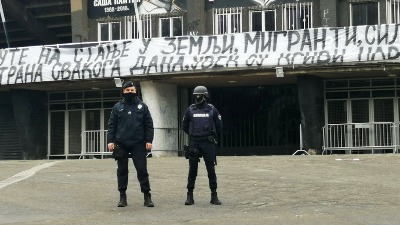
[189,104,214,137]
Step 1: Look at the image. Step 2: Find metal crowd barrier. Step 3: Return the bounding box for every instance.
[80,128,185,159]
[322,122,398,155]
[81,130,110,159]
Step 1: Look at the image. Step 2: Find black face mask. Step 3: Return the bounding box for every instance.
[123,93,137,102]
[195,94,205,105]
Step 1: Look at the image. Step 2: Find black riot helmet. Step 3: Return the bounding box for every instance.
[193,86,208,105]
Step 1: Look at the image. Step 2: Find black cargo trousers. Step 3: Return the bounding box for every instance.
[117,143,151,193]
[187,139,217,191]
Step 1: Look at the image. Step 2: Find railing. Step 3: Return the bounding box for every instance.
[322,122,398,155]
[81,130,110,159]
[80,128,186,159]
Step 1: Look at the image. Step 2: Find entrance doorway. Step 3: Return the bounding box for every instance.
[48,90,121,158]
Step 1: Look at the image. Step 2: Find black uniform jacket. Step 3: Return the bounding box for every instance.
[107,97,154,147]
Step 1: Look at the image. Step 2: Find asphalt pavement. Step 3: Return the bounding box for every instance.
[1,154,400,225]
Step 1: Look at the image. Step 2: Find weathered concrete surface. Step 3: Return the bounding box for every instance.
[1,155,400,225]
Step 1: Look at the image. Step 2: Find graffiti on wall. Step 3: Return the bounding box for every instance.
[1,24,400,85]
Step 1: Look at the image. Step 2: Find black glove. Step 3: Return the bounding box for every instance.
[112,145,128,161]
[184,145,189,159]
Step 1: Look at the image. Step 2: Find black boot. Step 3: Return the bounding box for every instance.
[144,192,154,207]
[118,192,127,207]
[185,191,194,205]
[210,191,221,205]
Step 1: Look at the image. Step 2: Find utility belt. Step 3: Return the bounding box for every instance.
[184,136,218,164]
[190,136,215,142]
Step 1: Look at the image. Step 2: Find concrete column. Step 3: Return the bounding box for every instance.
[319,0,337,27]
[71,0,89,43]
[140,81,178,156]
[186,0,206,35]
[297,75,324,154]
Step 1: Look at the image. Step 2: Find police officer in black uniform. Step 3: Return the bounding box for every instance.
[182,86,223,205]
[107,81,155,208]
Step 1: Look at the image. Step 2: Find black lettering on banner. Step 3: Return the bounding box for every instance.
[9,64,43,83]
[72,64,81,80]
[245,32,273,54]
[81,62,93,79]
[34,64,42,82]
[172,56,184,71]
[111,59,120,77]
[358,47,364,61]
[38,48,51,64]
[222,35,235,54]
[202,36,217,54]
[303,52,317,64]
[278,53,291,65]
[95,46,105,61]
[189,36,203,55]
[292,52,305,64]
[7,66,16,84]
[0,50,7,66]
[93,62,103,77]
[111,44,122,59]
[332,49,345,63]
[74,48,93,63]
[202,56,214,68]
[161,37,176,55]
[346,27,357,46]
[226,55,239,67]
[329,27,341,48]
[212,40,222,54]
[48,49,61,65]
[19,48,28,65]
[52,63,62,80]
[24,64,34,83]
[177,37,189,55]
[191,56,203,70]
[140,39,151,54]
[87,48,92,62]
[366,25,376,45]
[273,31,288,52]
[369,47,385,61]
[161,56,174,72]
[244,32,260,53]
[0,67,6,83]
[389,24,400,44]
[15,66,24,84]
[317,51,331,64]
[214,56,226,68]
[147,56,158,73]
[246,54,268,66]
[103,60,115,77]
[388,46,400,59]
[61,62,72,80]
[93,44,122,61]
[288,31,300,51]
[246,54,257,66]
[314,28,327,51]
[130,56,147,75]
[74,49,84,63]
[301,30,312,51]
[121,41,131,57]
[8,49,19,65]
[378,24,390,45]
[261,32,273,53]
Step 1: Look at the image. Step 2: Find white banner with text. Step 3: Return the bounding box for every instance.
[1,24,400,86]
